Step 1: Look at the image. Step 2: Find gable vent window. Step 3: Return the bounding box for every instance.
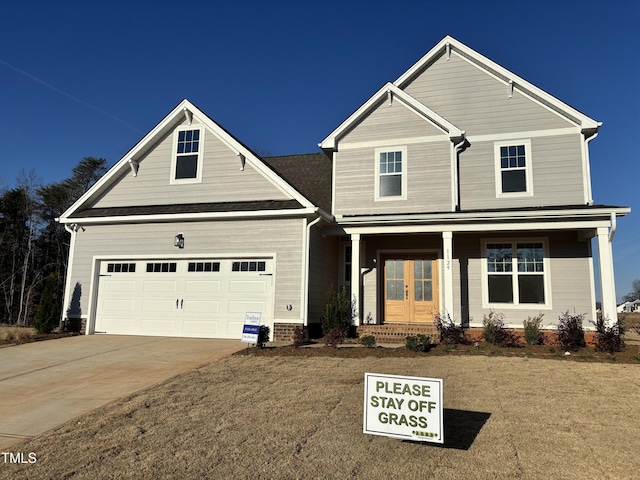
[495,140,532,197]
[232,261,266,272]
[171,127,204,184]
[146,262,177,273]
[375,146,407,201]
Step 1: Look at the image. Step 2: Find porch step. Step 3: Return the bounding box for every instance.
[357,324,439,344]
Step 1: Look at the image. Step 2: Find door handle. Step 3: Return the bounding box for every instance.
[180,299,184,309]
[176,299,179,308]
[405,285,409,300]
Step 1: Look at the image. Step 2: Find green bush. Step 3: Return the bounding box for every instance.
[556,312,586,351]
[321,285,355,336]
[405,334,432,352]
[523,314,544,345]
[34,273,62,334]
[358,333,376,348]
[434,313,468,345]
[592,317,625,353]
[482,311,520,347]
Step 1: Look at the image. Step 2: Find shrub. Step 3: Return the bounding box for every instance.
[34,273,62,334]
[358,333,376,348]
[592,317,625,353]
[556,312,586,351]
[293,326,305,348]
[324,327,347,347]
[434,313,468,345]
[482,311,520,347]
[523,314,544,345]
[321,286,355,336]
[256,325,270,349]
[405,334,432,352]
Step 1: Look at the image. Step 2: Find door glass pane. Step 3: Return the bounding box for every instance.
[395,281,404,300]
[414,260,422,279]
[387,280,395,300]
[387,260,394,279]
[396,260,404,278]
[423,280,433,301]
[414,279,423,301]
[423,261,432,280]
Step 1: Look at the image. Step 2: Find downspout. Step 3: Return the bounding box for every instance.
[609,212,617,242]
[452,132,466,211]
[584,130,598,205]
[61,223,78,332]
[303,215,323,328]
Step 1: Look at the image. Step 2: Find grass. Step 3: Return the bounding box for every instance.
[0,325,36,345]
[2,353,640,479]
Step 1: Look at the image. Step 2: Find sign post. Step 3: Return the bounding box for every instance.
[241,312,262,344]
[363,373,443,444]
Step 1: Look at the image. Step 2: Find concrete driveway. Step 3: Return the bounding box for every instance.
[0,335,244,450]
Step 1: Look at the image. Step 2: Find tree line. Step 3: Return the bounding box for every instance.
[0,157,107,331]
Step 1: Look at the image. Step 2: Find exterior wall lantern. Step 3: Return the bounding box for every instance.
[174,233,185,249]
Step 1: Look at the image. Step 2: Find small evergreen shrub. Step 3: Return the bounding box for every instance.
[34,273,62,334]
[434,313,468,345]
[556,312,586,351]
[592,317,625,353]
[358,333,376,348]
[405,334,432,352]
[293,326,305,348]
[523,314,544,345]
[324,327,347,347]
[321,286,355,336]
[256,325,270,349]
[482,311,520,347]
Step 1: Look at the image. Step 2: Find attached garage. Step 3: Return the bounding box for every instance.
[95,258,274,338]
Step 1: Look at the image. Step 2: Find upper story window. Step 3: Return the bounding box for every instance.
[375,146,407,201]
[171,127,204,184]
[494,140,532,197]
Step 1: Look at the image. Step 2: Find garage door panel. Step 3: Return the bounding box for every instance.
[229,280,268,294]
[142,299,177,313]
[185,280,221,294]
[140,319,175,334]
[226,321,245,336]
[99,318,134,332]
[101,299,135,313]
[228,300,267,313]
[103,280,136,293]
[183,300,220,314]
[143,280,178,293]
[182,321,218,336]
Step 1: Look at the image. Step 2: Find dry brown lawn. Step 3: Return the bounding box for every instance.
[2,351,639,480]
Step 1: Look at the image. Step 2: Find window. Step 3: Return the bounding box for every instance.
[107,263,136,273]
[484,240,548,307]
[146,262,177,273]
[494,140,532,197]
[188,262,220,272]
[232,261,266,272]
[375,146,407,200]
[171,127,204,183]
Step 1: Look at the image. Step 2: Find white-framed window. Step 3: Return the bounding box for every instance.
[482,239,551,309]
[494,139,532,197]
[170,127,204,184]
[375,146,407,201]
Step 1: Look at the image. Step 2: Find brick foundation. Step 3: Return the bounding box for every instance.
[64,317,86,334]
[273,323,305,342]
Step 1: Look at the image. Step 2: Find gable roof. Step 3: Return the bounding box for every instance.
[59,99,318,224]
[263,153,332,213]
[320,83,464,151]
[394,35,601,133]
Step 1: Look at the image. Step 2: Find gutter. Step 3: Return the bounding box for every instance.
[609,212,617,242]
[302,215,323,327]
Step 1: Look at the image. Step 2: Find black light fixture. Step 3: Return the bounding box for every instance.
[174,233,184,249]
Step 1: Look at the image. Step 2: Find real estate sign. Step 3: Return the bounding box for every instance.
[241,312,262,344]
[363,373,443,444]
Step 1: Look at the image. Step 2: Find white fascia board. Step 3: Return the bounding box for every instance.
[59,207,318,225]
[394,35,600,131]
[319,83,463,150]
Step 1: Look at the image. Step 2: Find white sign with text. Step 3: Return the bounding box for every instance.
[241,312,262,344]
[363,373,443,444]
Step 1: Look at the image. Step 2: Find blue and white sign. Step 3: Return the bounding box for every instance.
[363,373,444,444]
[241,312,262,343]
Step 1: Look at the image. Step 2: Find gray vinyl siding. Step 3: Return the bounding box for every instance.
[340,98,444,145]
[459,134,586,209]
[67,218,304,322]
[92,119,288,209]
[403,52,575,135]
[453,231,593,328]
[307,225,339,325]
[334,140,452,216]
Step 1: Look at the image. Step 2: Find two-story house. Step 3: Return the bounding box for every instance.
[58,36,629,341]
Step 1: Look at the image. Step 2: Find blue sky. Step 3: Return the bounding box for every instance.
[1,0,638,301]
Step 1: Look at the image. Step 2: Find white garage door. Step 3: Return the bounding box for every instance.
[95,258,273,338]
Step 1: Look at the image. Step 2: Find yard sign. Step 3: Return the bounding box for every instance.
[241,312,262,344]
[363,373,443,444]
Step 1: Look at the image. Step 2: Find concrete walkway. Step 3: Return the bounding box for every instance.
[0,335,244,450]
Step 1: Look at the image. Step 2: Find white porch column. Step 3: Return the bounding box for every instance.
[351,233,362,326]
[442,231,454,320]
[597,227,617,322]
